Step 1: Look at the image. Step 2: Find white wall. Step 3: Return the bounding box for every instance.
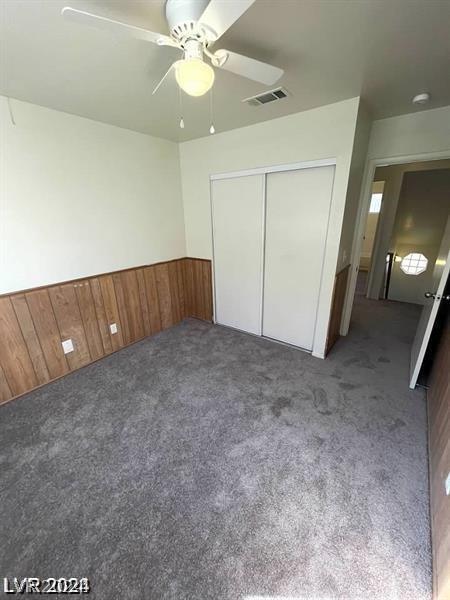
[360,214,379,263]
[367,105,450,159]
[0,96,185,294]
[360,215,377,262]
[179,97,361,357]
[338,101,372,272]
[180,97,359,259]
[360,181,384,269]
[341,104,450,334]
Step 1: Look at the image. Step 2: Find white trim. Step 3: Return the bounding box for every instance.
[311,165,336,356]
[209,177,217,324]
[341,148,450,337]
[259,174,267,336]
[210,157,337,181]
[262,334,311,354]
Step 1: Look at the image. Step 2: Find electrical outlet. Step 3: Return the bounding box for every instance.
[62,339,74,354]
[445,472,450,496]
[110,323,118,335]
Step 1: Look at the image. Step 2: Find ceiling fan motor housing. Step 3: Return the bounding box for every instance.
[165,0,215,44]
[183,39,203,60]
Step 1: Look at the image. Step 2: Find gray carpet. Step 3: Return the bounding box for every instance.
[0,295,431,599]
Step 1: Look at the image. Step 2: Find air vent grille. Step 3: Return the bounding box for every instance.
[243,87,289,107]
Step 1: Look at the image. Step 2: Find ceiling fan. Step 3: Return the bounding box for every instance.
[62,0,284,98]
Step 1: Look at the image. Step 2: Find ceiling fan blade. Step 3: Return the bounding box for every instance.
[61,7,178,47]
[152,63,177,95]
[215,50,283,85]
[199,0,256,40]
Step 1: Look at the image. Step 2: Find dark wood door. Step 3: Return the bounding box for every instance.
[428,309,450,600]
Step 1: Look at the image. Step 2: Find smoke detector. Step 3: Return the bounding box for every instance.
[412,92,430,105]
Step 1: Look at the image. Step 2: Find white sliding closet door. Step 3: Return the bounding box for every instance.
[263,165,335,350]
[212,175,264,335]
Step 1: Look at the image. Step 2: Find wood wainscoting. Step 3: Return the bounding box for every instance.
[326,264,350,355]
[428,311,450,600]
[0,258,212,405]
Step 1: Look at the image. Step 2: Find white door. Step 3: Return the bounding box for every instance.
[263,165,335,350]
[211,174,264,335]
[410,217,450,389]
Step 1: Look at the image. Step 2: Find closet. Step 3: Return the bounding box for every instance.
[211,162,335,352]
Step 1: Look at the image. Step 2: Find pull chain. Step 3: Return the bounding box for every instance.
[209,88,215,134]
[179,86,185,129]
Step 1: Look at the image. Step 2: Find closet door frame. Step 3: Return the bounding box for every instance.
[210,157,337,349]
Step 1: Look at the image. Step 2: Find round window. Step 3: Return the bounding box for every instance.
[400,252,428,275]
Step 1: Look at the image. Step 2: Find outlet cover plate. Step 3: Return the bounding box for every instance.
[110,323,118,334]
[62,339,74,354]
[445,472,450,496]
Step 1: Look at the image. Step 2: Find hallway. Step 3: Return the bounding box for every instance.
[355,269,369,297]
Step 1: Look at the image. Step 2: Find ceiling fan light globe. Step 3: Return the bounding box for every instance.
[175,58,215,97]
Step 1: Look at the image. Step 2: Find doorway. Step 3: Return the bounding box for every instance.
[346,158,450,388]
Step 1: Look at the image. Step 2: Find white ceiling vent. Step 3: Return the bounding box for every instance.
[243,87,289,107]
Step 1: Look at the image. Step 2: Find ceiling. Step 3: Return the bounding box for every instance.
[2,0,450,142]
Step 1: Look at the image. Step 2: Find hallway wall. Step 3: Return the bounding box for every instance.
[368,105,450,159]
[360,181,384,271]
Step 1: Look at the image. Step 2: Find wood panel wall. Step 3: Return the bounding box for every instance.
[0,258,212,405]
[326,264,350,355]
[428,311,450,600]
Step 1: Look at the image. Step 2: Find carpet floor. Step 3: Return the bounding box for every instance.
[0,295,431,600]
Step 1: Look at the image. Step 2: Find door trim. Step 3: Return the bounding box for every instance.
[210,158,337,181]
[341,149,450,338]
[260,174,267,336]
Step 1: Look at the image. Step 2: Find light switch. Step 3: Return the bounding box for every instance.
[445,472,450,496]
[110,323,118,334]
[62,339,74,354]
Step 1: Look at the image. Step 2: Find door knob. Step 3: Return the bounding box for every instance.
[424,292,450,301]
